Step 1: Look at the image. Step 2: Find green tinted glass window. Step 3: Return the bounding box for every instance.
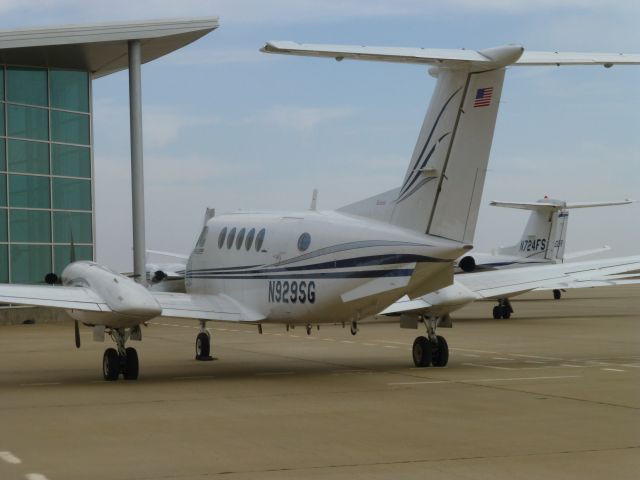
[0,244,7,283]
[6,67,47,107]
[52,178,91,210]
[51,110,89,145]
[8,140,49,174]
[51,144,90,177]
[53,211,92,243]
[10,244,52,284]
[54,245,92,274]
[0,174,6,207]
[0,139,5,171]
[0,103,4,136]
[0,209,7,242]
[0,68,4,101]
[9,174,50,208]
[50,70,89,113]
[10,209,51,242]
[7,105,48,140]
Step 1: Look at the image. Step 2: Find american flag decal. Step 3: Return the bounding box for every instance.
[474,87,493,107]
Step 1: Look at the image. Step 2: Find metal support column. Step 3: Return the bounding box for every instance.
[128,39,147,286]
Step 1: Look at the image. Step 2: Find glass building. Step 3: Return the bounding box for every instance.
[0,18,218,285]
[0,66,92,283]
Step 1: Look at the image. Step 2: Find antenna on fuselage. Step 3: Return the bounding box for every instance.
[310,189,318,211]
[203,207,215,226]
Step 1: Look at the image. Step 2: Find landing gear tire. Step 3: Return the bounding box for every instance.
[412,336,433,367]
[103,348,120,381]
[306,324,312,335]
[350,321,358,336]
[195,332,212,361]
[432,335,449,367]
[493,302,512,319]
[553,289,562,300]
[123,347,139,380]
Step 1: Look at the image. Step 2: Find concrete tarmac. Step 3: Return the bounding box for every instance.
[0,285,638,479]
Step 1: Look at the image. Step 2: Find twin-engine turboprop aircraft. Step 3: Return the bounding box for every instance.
[0,42,638,380]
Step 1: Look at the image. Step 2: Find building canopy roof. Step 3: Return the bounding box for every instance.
[0,17,219,78]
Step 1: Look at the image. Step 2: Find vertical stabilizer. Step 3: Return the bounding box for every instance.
[491,198,633,262]
[390,63,509,243]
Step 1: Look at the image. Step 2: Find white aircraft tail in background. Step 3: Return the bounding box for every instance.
[456,198,634,272]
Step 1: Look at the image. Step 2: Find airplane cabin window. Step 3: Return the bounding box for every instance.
[255,228,266,251]
[218,227,227,248]
[226,227,236,249]
[245,228,255,250]
[297,232,311,252]
[236,228,246,250]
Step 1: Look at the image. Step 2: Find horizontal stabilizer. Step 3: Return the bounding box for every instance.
[262,42,640,70]
[490,199,634,211]
[564,246,611,260]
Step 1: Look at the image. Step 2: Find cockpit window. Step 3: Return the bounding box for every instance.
[255,228,266,251]
[297,232,311,252]
[218,227,227,249]
[245,228,255,250]
[226,227,236,249]
[196,226,208,248]
[235,228,246,250]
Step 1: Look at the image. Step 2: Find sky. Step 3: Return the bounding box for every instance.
[2,1,638,272]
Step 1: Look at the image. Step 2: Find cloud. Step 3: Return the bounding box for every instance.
[158,48,278,66]
[244,105,354,131]
[93,100,219,150]
[3,0,637,27]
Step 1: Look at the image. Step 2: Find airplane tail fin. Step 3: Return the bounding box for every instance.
[263,41,640,242]
[491,199,633,262]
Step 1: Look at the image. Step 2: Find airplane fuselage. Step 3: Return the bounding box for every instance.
[186,210,471,325]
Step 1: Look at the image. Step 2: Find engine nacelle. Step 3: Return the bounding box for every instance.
[458,255,476,272]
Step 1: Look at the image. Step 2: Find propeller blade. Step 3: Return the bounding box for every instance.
[74,320,81,348]
[69,227,77,263]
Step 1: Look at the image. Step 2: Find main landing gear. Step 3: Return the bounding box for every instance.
[102,328,139,381]
[195,320,213,361]
[492,298,513,319]
[412,316,449,368]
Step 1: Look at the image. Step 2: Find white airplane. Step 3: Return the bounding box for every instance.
[374,254,640,366]
[456,198,633,275]
[0,42,638,381]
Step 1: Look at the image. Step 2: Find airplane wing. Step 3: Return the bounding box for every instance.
[378,255,640,318]
[0,285,263,323]
[0,284,111,311]
[151,292,265,323]
[459,255,640,300]
[379,296,432,315]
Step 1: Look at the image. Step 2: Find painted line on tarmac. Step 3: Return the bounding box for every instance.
[255,371,295,376]
[0,451,22,464]
[510,353,563,361]
[25,474,49,480]
[463,363,514,370]
[19,382,61,387]
[603,368,625,372]
[388,375,581,386]
[173,375,217,380]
